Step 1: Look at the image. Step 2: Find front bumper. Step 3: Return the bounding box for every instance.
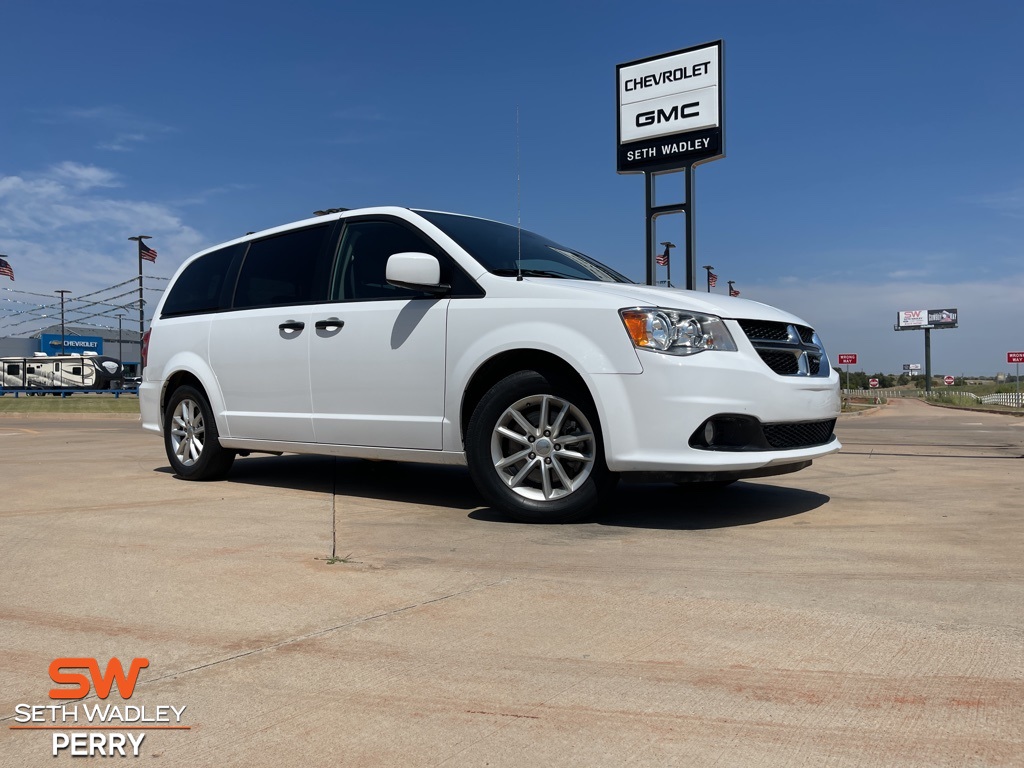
[589,340,841,474]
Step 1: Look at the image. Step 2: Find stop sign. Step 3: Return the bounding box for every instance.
[944,375,955,386]
[869,378,879,388]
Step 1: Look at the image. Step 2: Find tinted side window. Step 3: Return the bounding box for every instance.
[162,245,240,317]
[233,225,331,309]
[333,220,440,301]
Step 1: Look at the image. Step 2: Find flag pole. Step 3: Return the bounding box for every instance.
[128,235,152,372]
[702,265,714,293]
[659,241,675,287]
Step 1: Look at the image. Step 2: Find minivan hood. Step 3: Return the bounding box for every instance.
[529,280,814,327]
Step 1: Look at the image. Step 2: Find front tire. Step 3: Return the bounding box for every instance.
[466,370,615,523]
[163,385,235,480]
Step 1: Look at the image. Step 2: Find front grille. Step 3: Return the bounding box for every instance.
[763,419,836,449]
[738,320,792,341]
[756,350,800,375]
[738,319,828,377]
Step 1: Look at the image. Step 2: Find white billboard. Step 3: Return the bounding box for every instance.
[897,309,928,328]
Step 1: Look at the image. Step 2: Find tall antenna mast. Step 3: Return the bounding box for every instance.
[516,104,523,281]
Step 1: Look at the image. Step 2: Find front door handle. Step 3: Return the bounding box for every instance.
[279,321,305,332]
[315,318,345,331]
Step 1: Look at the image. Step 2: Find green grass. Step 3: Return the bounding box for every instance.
[0,392,141,414]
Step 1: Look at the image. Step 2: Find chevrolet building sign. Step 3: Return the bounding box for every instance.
[617,41,724,173]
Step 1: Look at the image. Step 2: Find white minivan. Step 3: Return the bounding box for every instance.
[140,207,840,522]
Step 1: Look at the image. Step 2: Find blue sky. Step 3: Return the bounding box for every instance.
[1,0,1022,374]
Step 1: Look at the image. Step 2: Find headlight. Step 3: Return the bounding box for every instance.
[619,307,737,355]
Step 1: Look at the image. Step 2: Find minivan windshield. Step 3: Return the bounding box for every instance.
[417,211,632,284]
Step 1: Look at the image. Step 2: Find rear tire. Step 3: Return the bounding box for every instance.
[466,370,615,523]
[163,385,235,480]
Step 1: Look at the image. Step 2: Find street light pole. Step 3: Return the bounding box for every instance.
[55,289,71,355]
[116,312,125,362]
[128,235,152,365]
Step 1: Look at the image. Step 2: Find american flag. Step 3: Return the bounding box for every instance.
[655,244,670,267]
[729,286,740,297]
[140,242,158,263]
[708,271,718,288]
[0,256,14,281]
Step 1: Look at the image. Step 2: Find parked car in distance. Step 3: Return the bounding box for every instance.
[140,207,841,522]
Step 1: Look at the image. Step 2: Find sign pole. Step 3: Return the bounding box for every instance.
[645,170,692,289]
[924,328,932,394]
[645,173,655,286]
[685,164,696,290]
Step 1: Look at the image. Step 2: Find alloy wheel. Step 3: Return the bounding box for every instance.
[489,394,595,501]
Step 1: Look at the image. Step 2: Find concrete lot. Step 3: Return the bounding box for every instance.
[1,398,1022,766]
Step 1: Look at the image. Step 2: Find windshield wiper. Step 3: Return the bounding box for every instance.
[492,268,576,279]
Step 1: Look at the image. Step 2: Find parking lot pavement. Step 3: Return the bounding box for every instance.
[1,400,1022,766]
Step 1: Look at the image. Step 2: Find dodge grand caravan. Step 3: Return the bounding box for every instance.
[140,207,841,522]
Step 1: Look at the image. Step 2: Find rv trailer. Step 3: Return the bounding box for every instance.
[0,353,125,392]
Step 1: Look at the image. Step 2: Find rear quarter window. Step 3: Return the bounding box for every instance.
[161,244,242,317]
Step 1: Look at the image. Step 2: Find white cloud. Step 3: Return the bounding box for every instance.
[0,162,205,336]
[975,186,1024,219]
[39,106,175,153]
[97,133,149,152]
[50,161,121,190]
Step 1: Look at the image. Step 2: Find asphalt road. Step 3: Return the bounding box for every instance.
[1,399,1021,766]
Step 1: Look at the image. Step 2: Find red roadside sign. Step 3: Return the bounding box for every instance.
[837,354,857,365]
[1008,352,1024,364]
[868,378,879,388]
[944,375,955,386]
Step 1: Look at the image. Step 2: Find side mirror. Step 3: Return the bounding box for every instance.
[386,252,449,295]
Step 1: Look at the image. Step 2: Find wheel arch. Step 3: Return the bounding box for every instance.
[160,370,223,435]
[459,349,597,445]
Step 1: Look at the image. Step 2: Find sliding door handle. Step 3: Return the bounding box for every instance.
[315,318,345,331]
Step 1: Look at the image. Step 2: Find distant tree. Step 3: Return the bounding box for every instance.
[847,370,870,389]
[897,372,910,386]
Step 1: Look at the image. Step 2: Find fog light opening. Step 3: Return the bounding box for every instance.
[703,420,716,446]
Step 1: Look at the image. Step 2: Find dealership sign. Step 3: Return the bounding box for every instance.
[40,334,104,355]
[617,41,724,173]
